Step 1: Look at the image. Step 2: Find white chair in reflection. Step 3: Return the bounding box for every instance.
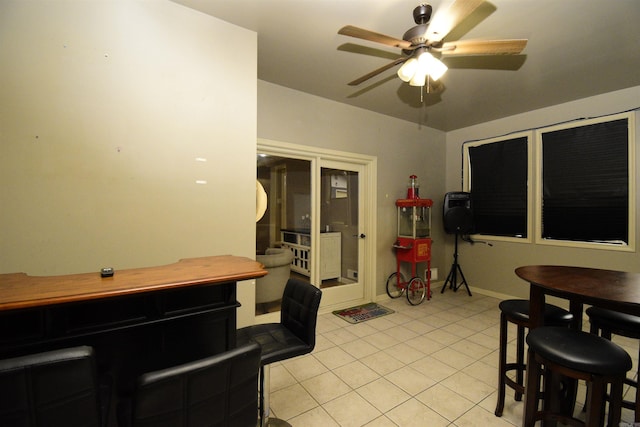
[256,248,293,309]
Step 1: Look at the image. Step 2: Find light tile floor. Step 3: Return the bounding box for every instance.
[267,290,639,426]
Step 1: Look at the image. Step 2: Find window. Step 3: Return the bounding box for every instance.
[536,113,634,248]
[462,112,635,250]
[464,133,530,239]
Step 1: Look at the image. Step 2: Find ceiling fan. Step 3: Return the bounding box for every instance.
[338,0,528,89]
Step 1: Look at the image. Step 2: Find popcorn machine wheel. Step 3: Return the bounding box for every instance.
[386,197,432,305]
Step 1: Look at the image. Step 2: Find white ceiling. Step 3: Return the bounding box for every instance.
[172,0,640,132]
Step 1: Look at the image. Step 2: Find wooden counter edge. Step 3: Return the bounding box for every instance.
[0,255,267,311]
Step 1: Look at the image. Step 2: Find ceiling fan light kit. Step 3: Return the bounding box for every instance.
[397,57,419,82]
[419,52,447,81]
[398,49,448,86]
[410,70,428,87]
[338,0,527,94]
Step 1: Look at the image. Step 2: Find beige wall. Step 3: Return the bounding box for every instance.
[445,86,640,299]
[257,81,447,298]
[0,0,258,325]
[3,0,637,320]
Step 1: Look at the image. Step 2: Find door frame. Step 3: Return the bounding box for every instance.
[257,138,377,312]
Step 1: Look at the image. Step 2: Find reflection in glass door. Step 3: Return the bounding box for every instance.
[256,154,312,315]
[318,161,365,306]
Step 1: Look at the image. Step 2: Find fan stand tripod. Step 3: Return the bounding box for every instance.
[441,231,472,296]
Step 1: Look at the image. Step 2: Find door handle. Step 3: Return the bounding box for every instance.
[353,233,366,239]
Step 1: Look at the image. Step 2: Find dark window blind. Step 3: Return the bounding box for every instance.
[541,118,628,243]
[468,136,528,237]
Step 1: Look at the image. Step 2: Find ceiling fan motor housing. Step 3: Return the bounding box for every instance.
[403,24,429,47]
[413,4,433,24]
[403,4,433,52]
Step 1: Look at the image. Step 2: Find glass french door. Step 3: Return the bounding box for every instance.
[256,142,372,316]
[317,160,366,306]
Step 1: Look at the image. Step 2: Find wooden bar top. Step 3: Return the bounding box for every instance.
[516,265,640,311]
[0,255,267,311]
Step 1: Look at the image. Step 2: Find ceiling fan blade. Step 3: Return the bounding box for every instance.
[426,0,485,43]
[440,39,528,56]
[338,25,412,50]
[348,57,408,86]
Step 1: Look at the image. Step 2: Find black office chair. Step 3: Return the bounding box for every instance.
[119,342,261,427]
[0,345,107,427]
[237,278,322,427]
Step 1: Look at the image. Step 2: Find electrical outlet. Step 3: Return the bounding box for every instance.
[426,268,438,281]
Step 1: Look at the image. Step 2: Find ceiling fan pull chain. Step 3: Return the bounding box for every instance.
[420,75,432,103]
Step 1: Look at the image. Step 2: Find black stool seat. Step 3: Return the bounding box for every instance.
[499,299,574,324]
[586,307,640,338]
[495,299,573,417]
[587,306,640,422]
[236,323,311,365]
[527,327,632,375]
[524,327,632,427]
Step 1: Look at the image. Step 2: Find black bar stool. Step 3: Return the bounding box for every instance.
[495,299,573,417]
[587,306,640,422]
[525,326,632,427]
[0,346,109,427]
[237,278,322,427]
[118,342,261,427]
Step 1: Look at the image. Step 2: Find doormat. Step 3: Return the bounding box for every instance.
[332,303,394,324]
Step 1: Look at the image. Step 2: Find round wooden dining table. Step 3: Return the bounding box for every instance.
[515,265,640,426]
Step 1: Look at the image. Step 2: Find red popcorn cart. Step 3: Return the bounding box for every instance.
[387,197,433,304]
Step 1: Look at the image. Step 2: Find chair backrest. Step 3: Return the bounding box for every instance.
[129,342,261,427]
[0,346,103,427]
[280,278,323,350]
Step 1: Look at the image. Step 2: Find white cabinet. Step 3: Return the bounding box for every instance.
[281,231,341,280]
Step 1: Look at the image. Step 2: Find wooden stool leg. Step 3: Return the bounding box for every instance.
[516,324,525,401]
[544,368,561,427]
[523,348,542,427]
[608,377,624,427]
[635,345,640,423]
[495,312,507,416]
[585,377,606,427]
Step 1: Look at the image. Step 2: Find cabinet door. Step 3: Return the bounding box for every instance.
[320,233,341,280]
